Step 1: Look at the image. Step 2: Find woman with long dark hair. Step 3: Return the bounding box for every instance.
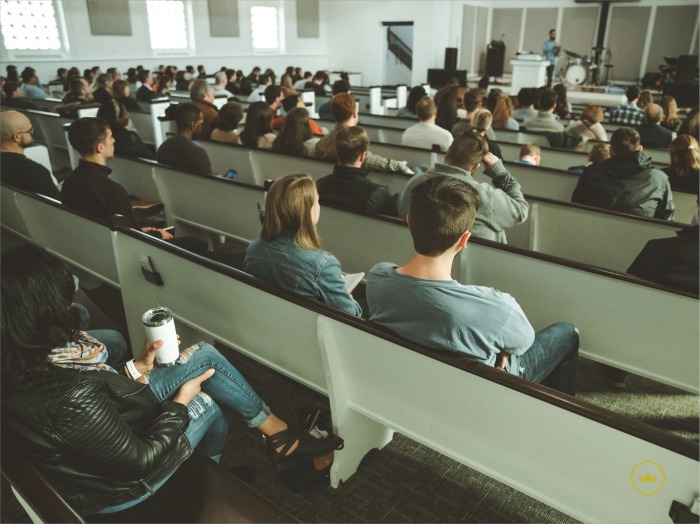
[239,102,276,149]
[1,244,343,517]
[271,107,319,157]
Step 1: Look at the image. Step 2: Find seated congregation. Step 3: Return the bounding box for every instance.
[1,59,698,522]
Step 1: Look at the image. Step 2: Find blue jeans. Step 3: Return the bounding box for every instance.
[96,342,269,514]
[519,322,579,396]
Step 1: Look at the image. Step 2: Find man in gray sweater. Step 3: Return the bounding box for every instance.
[399,132,528,243]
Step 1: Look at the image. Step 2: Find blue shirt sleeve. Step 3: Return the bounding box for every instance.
[317,255,363,317]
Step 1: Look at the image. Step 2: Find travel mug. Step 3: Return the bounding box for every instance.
[142,307,179,366]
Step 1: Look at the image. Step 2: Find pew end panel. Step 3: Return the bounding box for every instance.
[316,317,700,523]
[463,242,700,393]
[13,191,120,288]
[112,231,329,394]
[317,317,395,487]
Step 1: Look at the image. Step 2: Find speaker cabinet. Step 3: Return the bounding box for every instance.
[444,47,458,71]
[485,41,506,78]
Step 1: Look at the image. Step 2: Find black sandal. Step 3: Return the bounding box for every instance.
[265,428,344,471]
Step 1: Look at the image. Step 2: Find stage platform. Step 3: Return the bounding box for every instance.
[466,75,629,107]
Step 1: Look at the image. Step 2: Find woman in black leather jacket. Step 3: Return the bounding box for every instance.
[1,244,343,517]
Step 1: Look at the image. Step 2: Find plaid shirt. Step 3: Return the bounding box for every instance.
[610,103,644,125]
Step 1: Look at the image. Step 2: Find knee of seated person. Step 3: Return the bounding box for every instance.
[176,340,218,364]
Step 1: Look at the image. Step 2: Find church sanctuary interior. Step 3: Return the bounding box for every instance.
[1,0,699,522]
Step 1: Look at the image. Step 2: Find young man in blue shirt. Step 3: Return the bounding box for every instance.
[367,175,579,395]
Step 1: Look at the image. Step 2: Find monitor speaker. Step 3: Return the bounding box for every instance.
[444,48,458,71]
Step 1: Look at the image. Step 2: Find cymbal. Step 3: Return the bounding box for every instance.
[564,49,581,59]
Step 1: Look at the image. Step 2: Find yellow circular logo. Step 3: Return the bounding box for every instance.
[630,460,666,496]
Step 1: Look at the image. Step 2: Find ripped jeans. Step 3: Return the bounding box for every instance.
[96,342,270,514]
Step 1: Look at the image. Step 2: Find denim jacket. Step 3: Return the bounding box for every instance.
[244,234,362,317]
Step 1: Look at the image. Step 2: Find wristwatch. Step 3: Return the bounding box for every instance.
[125,359,142,380]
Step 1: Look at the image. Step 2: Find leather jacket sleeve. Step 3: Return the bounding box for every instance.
[53,377,190,481]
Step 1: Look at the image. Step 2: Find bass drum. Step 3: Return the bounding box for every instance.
[565,64,587,85]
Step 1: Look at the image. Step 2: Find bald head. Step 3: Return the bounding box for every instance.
[0,111,34,152]
[1,111,31,140]
[645,104,663,125]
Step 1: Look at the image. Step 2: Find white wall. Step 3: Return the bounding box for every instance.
[0,0,330,85]
[324,0,453,86]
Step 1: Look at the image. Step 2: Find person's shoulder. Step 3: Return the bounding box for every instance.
[368,261,396,277]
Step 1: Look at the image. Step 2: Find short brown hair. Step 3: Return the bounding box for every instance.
[331,93,356,122]
[336,126,369,164]
[610,127,640,155]
[415,96,436,121]
[261,174,321,250]
[581,104,604,125]
[445,132,489,171]
[407,176,481,256]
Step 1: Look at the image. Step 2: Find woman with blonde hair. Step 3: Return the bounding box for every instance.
[492,94,519,131]
[566,104,607,142]
[470,108,503,159]
[243,174,362,316]
[659,95,682,132]
[663,134,699,194]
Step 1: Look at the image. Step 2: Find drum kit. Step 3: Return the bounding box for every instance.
[556,46,611,86]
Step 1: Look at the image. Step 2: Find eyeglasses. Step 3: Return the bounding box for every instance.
[16,128,34,136]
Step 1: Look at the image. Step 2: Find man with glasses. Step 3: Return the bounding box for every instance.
[0,111,60,198]
[399,132,528,244]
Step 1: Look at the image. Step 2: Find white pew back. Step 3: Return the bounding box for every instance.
[505,197,684,273]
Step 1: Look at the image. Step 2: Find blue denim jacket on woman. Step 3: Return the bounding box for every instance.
[243,234,362,317]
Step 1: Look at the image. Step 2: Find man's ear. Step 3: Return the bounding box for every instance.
[359,150,368,163]
[95,141,105,155]
[457,231,471,250]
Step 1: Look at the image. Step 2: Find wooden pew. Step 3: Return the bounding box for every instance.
[487,161,698,225]
[316,206,700,394]
[3,186,697,522]
[110,151,695,269]
[22,96,64,113]
[137,168,700,393]
[504,196,687,273]
[495,128,671,165]
[113,226,699,523]
[4,186,120,288]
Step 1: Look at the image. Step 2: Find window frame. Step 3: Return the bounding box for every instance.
[145,0,195,57]
[0,0,69,59]
[249,0,285,55]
